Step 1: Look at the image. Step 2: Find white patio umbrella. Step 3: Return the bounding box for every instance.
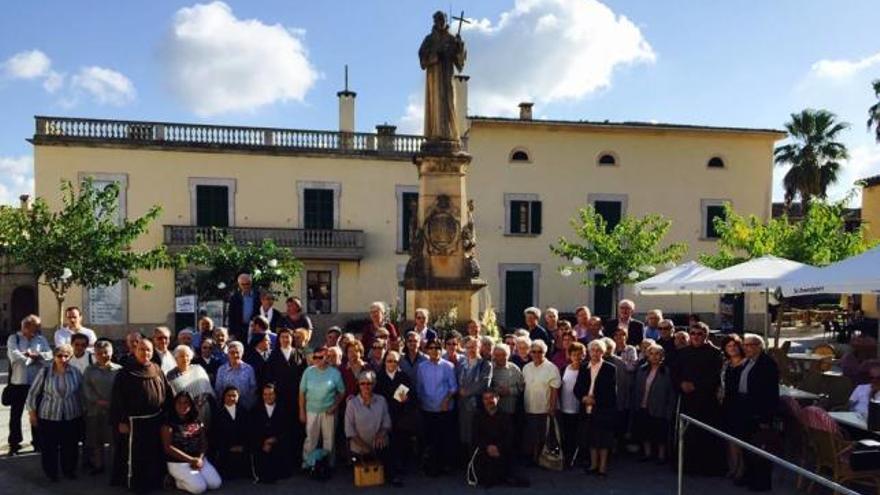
[779,245,880,297]
[675,255,815,339]
[634,261,718,313]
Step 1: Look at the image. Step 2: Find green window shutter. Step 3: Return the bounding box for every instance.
[195,185,229,227]
[530,201,542,234]
[304,189,334,229]
[509,201,525,234]
[402,192,419,251]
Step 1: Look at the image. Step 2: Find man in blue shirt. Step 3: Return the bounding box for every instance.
[417,341,457,476]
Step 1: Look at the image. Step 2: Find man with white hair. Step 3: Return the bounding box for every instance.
[6,314,53,456]
[410,307,438,348]
[489,343,524,415]
[644,309,663,341]
[524,307,552,350]
[83,339,121,474]
[228,273,260,340]
[736,334,779,491]
[605,299,645,346]
[150,326,177,373]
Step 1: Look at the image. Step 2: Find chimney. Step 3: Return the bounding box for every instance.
[519,102,533,120]
[337,65,356,133]
[376,124,397,151]
[19,194,31,211]
[454,75,470,137]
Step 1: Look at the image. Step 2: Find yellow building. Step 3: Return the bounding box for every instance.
[31,79,785,337]
[860,175,880,317]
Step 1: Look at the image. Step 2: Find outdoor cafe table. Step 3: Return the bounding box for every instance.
[779,385,822,402]
[829,411,873,433]
[787,352,831,373]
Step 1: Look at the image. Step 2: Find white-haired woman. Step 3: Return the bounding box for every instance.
[574,339,617,477]
[521,339,561,460]
[168,345,215,425]
[362,302,400,350]
[214,342,257,410]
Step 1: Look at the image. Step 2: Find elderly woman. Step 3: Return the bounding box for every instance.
[345,370,398,485]
[560,341,586,466]
[633,345,676,464]
[161,391,222,494]
[521,339,561,461]
[27,344,84,481]
[457,337,490,451]
[83,339,121,474]
[466,319,482,338]
[177,329,195,350]
[511,336,532,369]
[279,296,313,332]
[168,345,215,425]
[375,350,419,480]
[192,316,214,350]
[362,302,399,350]
[299,346,345,467]
[342,340,372,397]
[326,345,343,367]
[214,342,257,410]
[574,339,617,477]
[192,337,222,384]
[211,327,230,358]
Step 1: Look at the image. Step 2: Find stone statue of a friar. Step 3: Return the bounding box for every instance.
[419,11,466,149]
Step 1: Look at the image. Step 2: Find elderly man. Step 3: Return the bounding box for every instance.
[544,307,560,345]
[736,334,779,492]
[521,340,561,460]
[400,331,427,386]
[524,307,552,350]
[488,343,524,415]
[605,299,645,346]
[117,331,143,367]
[54,306,97,348]
[257,291,281,330]
[417,340,458,476]
[83,339,121,474]
[150,326,177,373]
[644,309,663,341]
[572,306,592,341]
[344,370,399,486]
[442,331,464,367]
[6,314,52,456]
[228,273,260,340]
[410,308,438,348]
[109,339,173,490]
[579,316,605,346]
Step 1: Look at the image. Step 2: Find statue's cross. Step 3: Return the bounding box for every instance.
[452,10,470,36]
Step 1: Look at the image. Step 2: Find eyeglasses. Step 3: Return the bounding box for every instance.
[358,382,372,386]
[386,359,399,363]
[313,355,326,360]
[530,350,544,354]
[56,354,71,359]
[427,346,441,351]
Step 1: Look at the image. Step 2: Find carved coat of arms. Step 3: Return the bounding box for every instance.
[424,194,460,255]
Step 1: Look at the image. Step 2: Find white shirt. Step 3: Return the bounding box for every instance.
[561,366,580,414]
[850,384,880,417]
[224,404,236,420]
[522,360,562,414]
[281,347,292,361]
[54,327,97,348]
[155,349,176,374]
[265,404,275,418]
[260,306,276,322]
[69,351,94,375]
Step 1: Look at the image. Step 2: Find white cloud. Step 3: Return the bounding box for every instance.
[0,155,34,206]
[161,1,318,116]
[810,51,880,80]
[42,70,64,93]
[457,0,655,116]
[71,66,136,106]
[2,49,51,79]
[398,93,424,135]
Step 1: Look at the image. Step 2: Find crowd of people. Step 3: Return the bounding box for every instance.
[4,281,783,493]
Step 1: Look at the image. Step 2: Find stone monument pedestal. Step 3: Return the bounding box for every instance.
[402,150,486,322]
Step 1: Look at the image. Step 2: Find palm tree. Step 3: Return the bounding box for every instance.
[868,79,880,143]
[775,109,849,212]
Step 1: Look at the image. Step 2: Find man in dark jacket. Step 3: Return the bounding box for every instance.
[737,334,780,492]
[471,390,516,487]
[228,273,259,340]
[604,299,645,346]
[524,307,552,350]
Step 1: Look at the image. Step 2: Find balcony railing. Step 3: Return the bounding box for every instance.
[164,225,365,261]
[34,116,424,159]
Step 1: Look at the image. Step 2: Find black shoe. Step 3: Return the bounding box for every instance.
[8,444,21,456]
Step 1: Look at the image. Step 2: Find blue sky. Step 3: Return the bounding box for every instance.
[1,0,879,206]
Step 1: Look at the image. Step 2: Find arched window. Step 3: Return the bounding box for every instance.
[708,156,725,168]
[597,152,617,166]
[509,148,531,163]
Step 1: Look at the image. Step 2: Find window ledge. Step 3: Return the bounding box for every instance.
[698,237,719,242]
[504,233,541,238]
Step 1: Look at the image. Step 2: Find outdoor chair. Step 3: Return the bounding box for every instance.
[823,375,855,411]
[804,415,880,494]
[812,343,837,372]
[780,396,810,489]
[770,348,798,386]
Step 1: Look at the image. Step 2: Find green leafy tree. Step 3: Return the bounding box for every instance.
[869,79,880,143]
[0,178,169,327]
[550,206,687,308]
[177,230,303,322]
[775,109,849,212]
[699,201,876,269]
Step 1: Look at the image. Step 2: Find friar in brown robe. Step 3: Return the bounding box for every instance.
[419,11,466,144]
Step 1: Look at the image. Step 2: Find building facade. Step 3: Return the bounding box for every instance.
[31,81,784,337]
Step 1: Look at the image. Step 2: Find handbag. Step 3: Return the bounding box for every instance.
[537,416,564,471]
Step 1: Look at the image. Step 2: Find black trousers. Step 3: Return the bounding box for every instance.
[7,384,36,448]
[559,412,582,467]
[422,411,455,473]
[39,418,82,479]
[742,420,773,491]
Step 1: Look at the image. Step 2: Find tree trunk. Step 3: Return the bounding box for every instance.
[773,300,786,349]
[55,292,66,330]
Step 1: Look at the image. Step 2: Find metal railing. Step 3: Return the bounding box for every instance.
[677,413,860,495]
[164,225,364,250]
[34,116,424,157]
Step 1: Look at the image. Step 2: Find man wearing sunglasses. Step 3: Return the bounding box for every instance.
[676,322,724,476]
